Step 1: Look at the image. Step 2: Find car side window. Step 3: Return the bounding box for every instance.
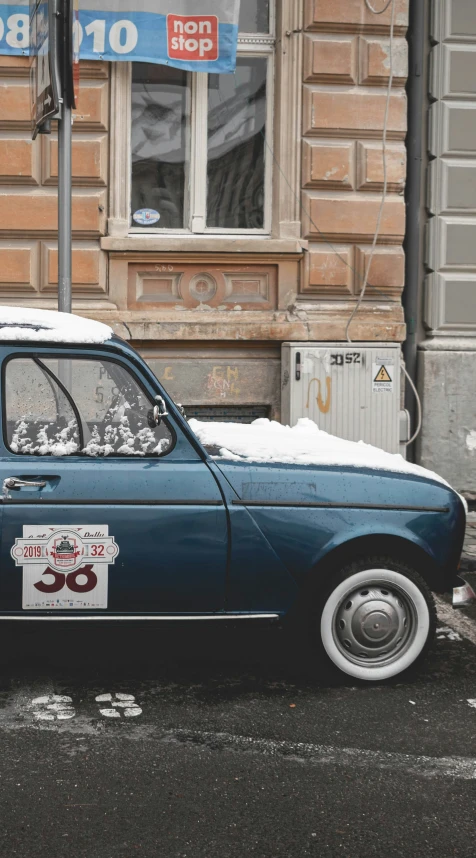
[4,357,173,458]
[5,358,80,456]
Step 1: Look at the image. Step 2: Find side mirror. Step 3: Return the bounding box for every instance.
[148,395,169,427]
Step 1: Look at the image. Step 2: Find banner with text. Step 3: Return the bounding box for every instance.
[0,0,240,72]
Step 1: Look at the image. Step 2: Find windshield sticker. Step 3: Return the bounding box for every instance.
[11,525,119,610]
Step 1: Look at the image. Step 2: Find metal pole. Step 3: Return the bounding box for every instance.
[403,0,425,460]
[57,0,72,313]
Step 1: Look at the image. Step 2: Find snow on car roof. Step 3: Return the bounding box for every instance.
[189,417,449,486]
[0,307,113,344]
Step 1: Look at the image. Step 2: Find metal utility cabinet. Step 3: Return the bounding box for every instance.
[281,343,408,455]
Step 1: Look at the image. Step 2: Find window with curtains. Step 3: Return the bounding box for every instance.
[130,0,274,234]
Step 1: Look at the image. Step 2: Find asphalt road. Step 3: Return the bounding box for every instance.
[0,611,476,858]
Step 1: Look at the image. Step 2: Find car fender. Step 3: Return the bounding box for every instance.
[301,517,453,601]
[312,521,438,572]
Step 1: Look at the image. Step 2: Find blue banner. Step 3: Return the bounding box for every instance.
[0,1,240,72]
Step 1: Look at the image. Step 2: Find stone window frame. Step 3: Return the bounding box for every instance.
[130,13,275,237]
[106,0,304,249]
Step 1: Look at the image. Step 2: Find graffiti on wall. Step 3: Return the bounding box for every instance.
[306,377,332,414]
[206,366,240,399]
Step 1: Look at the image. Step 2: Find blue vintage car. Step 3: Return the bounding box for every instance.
[0,308,471,682]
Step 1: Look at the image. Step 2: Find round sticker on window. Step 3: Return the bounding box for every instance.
[133,208,160,226]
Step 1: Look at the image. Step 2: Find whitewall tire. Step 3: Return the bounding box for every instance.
[319,561,435,682]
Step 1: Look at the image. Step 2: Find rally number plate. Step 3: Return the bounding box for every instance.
[11,525,119,610]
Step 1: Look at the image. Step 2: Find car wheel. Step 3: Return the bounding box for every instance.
[317,556,437,682]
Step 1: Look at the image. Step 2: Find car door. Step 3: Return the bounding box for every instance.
[0,346,227,615]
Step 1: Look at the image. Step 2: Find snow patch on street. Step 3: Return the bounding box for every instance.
[190,417,448,485]
[436,626,463,642]
[435,596,476,647]
[466,430,476,453]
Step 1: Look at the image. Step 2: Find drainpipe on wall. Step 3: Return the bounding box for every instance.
[403,0,426,462]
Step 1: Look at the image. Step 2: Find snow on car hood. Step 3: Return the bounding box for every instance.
[0,307,113,344]
[189,417,449,487]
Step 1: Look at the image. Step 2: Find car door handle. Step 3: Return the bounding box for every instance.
[3,478,47,490]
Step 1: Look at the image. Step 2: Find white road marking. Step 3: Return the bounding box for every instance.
[169,729,476,780]
[467,700,476,710]
[29,695,75,722]
[434,596,476,646]
[95,692,142,718]
[32,695,72,705]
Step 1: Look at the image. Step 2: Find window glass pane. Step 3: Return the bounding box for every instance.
[239,0,269,32]
[131,64,190,230]
[42,359,173,458]
[207,57,267,229]
[5,359,80,456]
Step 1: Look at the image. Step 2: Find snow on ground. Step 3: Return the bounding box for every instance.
[436,627,462,642]
[0,307,112,344]
[189,417,449,486]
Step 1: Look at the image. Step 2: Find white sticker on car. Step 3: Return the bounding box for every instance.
[11,525,119,610]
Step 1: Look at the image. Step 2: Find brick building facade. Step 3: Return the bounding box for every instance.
[0,0,409,422]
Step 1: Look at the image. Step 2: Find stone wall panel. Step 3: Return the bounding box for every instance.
[303,244,354,295]
[354,245,405,297]
[358,36,408,85]
[302,140,354,189]
[304,0,408,34]
[0,81,30,127]
[0,241,38,294]
[43,135,108,187]
[356,141,406,191]
[303,86,407,138]
[40,242,107,294]
[0,192,106,237]
[303,35,357,83]
[418,349,476,492]
[0,137,39,185]
[302,192,405,242]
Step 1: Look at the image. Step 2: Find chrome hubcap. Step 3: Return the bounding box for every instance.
[334,584,415,666]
